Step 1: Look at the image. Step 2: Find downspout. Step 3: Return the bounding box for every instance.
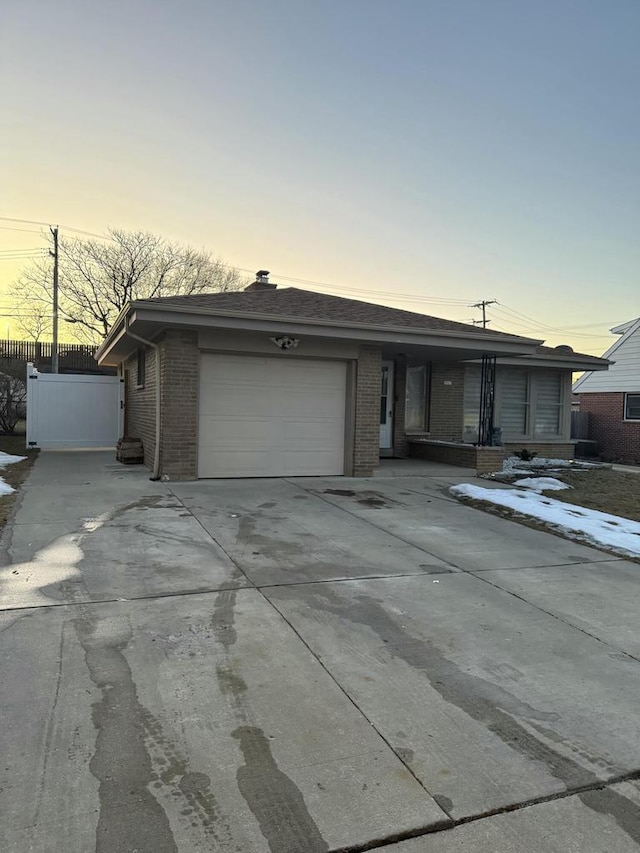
[124,317,161,481]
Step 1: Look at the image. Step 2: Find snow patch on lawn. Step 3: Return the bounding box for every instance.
[514,477,570,493]
[501,456,604,475]
[450,483,640,558]
[0,452,25,468]
[0,451,26,495]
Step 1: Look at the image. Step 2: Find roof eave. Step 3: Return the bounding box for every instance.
[128,301,542,343]
[96,300,546,365]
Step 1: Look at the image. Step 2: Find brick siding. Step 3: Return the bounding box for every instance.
[123,331,199,479]
[123,347,157,471]
[502,442,574,460]
[409,440,506,473]
[579,392,640,464]
[428,363,465,440]
[353,346,382,476]
[159,330,199,479]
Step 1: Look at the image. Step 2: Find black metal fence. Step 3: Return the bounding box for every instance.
[0,340,115,375]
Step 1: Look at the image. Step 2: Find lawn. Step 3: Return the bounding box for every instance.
[547,469,640,523]
[455,464,640,560]
[0,434,38,527]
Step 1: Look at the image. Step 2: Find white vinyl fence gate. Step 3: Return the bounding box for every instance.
[26,363,123,449]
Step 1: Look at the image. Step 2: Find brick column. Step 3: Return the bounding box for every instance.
[159,329,199,479]
[353,346,381,476]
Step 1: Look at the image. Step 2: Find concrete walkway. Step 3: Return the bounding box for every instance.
[1,452,640,852]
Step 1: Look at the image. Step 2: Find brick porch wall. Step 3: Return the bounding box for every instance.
[502,442,575,460]
[123,348,157,470]
[409,440,506,473]
[353,346,382,476]
[159,329,199,479]
[579,392,640,464]
[428,363,465,440]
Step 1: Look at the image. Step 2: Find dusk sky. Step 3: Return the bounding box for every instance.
[2,0,638,353]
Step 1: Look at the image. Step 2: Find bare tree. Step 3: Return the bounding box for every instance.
[14,229,246,343]
[0,362,27,434]
[15,305,50,343]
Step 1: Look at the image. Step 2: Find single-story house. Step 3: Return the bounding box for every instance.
[573,317,640,464]
[95,272,609,479]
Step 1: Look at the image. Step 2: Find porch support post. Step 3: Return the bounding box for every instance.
[478,354,497,446]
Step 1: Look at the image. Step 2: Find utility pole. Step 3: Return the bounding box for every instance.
[469,299,497,329]
[50,226,59,373]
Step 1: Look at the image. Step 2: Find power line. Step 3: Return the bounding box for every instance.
[0,216,53,227]
[237,268,474,307]
[0,225,44,234]
[0,254,46,261]
[0,248,46,254]
[0,216,113,242]
[491,306,616,339]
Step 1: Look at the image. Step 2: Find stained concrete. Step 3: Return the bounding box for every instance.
[171,478,456,585]
[2,451,640,852]
[382,782,640,852]
[289,476,612,571]
[0,455,246,608]
[265,573,640,821]
[1,593,447,852]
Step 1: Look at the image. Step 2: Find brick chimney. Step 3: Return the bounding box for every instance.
[244,270,277,291]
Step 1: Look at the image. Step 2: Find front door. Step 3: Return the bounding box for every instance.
[379,361,394,450]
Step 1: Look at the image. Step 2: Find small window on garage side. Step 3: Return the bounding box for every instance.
[136,348,146,388]
[625,393,640,420]
[405,365,428,430]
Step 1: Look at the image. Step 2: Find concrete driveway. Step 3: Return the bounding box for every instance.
[2,452,640,852]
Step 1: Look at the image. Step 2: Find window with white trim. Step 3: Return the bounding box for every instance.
[464,367,567,442]
[496,369,564,439]
[625,393,640,421]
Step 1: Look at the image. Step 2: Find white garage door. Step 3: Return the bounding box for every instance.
[198,353,347,478]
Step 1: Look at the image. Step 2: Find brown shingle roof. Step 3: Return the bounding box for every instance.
[535,345,609,366]
[136,287,534,340]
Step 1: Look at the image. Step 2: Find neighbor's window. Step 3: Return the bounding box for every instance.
[405,365,427,430]
[625,393,640,420]
[136,348,146,387]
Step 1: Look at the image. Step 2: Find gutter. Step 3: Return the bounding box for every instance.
[123,316,161,481]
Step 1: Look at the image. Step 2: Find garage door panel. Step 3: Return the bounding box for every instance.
[282,390,345,418]
[199,387,278,418]
[199,451,280,478]
[281,419,344,445]
[282,451,343,476]
[199,417,281,448]
[198,354,347,478]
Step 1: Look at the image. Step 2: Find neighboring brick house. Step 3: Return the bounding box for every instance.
[573,318,640,464]
[96,272,608,479]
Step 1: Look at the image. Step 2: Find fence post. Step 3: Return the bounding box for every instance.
[25,363,38,449]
